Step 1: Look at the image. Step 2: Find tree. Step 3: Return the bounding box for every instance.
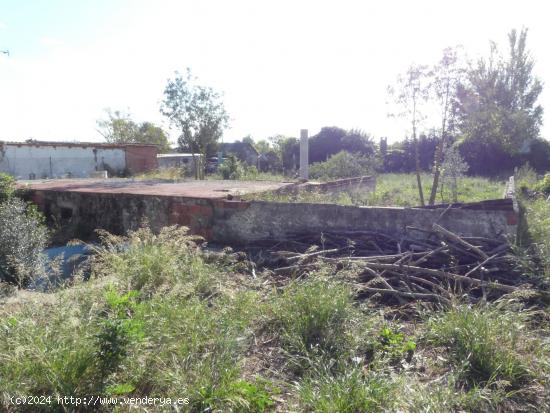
[96,109,171,152]
[454,28,543,174]
[269,135,299,173]
[389,65,430,206]
[428,47,464,205]
[97,109,137,143]
[440,142,469,202]
[160,69,229,179]
[308,127,375,163]
[135,122,171,153]
[254,139,271,154]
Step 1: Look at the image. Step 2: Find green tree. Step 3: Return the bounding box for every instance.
[428,47,464,205]
[388,64,430,206]
[97,109,137,143]
[270,135,299,173]
[96,110,171,152]
[160,69,229,179]
[254,139,271,154]
[455,28,543,156]
[135,122,171,153]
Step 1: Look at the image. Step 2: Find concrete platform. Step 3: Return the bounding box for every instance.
[17,178,294,199]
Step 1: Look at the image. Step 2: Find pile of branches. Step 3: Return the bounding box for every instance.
[242,224,539,305]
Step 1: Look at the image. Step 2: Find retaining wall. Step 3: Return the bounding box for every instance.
[26,188,519,245]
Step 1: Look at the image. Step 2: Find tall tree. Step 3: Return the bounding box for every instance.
[455,29,543,162]
[135,122,171,153]
[389,65,430,206]
[160,69,229,179]
[96,109,138,143]
[96,110,171,152]
[428,47,464,205]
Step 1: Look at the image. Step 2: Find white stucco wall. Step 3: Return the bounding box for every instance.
[0,145,126,179]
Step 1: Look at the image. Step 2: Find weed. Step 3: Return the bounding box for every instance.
[426,302,541,388]
[270,276,357,358]
[375,325,417,363]
[297,361,395,412]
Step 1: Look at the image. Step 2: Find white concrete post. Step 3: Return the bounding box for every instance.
[300,129,309,180]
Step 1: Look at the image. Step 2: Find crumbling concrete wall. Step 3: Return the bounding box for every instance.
[212,199,518,243]
[25,187,518,245]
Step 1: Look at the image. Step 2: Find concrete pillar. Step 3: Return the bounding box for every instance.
[300,129,309,180]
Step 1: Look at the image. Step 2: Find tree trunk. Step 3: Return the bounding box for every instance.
[412,99,425,206]
[429,82,450,205]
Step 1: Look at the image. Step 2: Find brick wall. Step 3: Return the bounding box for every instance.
[125,146,158,174]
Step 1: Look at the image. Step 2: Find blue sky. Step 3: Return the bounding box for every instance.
[1,0,549,145]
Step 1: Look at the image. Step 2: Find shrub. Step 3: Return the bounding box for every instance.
[93,226,219,299]
[0,198,49,287]
[534,173,550,194]
[218,155,245,180]
[0,172,15,202]
[309,151,376,180]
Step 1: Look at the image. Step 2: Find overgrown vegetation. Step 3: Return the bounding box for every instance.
[249,173,504,207]
[309,151,376,180]
[0,175,49,287]
[516,171,550,284]
[1,216,548,411]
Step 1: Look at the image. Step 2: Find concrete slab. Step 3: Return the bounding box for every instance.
[17,178,294,199]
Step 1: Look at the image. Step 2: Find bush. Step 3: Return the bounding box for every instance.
[309,151,377,181]
[218,156,245,180]
[534,173,550,194]
[0,172,15,202]
[93,226,220,299]
[0,198,49,287]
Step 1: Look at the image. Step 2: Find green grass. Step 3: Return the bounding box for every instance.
[425,302,538,386]
[1,220,549,412]
[248,173,505,206]
[269,276,359,359]
[296,363,395,412]
[523,198,550,282]
[208,170,289,182]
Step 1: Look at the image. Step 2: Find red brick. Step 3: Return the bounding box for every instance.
[506,212,518,225]
[30,192,45,206]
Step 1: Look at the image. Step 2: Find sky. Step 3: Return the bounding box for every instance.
[0,0,549,146]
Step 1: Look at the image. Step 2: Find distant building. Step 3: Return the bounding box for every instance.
[0,141,158,179]
[219,142,259,165]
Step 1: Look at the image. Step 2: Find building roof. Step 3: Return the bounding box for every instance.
[1,140,159,149]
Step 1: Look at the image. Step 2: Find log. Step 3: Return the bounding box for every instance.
[432,223,489,260]
[363,262,517,293]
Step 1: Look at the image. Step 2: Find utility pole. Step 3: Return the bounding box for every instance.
[299,129,309,180]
